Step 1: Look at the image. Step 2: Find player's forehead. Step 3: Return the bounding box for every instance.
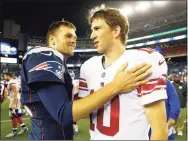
[58,26,77,37]
[91,18,107,29]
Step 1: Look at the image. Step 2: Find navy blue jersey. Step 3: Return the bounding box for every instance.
[21,46,72,104]
[20,46,74,140]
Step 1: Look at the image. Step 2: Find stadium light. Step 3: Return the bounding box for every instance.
[126,34,186,48]
[120,6,133,16]
[127,27,187,43]
[135,43,144,47]
[174,35,186,40]
[153,1,168,6]
[135,2,151,12]
[159,38,170,43]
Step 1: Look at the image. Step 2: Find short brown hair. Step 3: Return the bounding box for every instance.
[89,7,129,45]
[5,72,14,78]
[46,21,76,46]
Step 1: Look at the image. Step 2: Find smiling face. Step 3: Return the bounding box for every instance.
[49,26,77,57]
[90,18,115,54]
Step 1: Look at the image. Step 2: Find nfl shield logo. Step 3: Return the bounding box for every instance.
[101,72,106,78]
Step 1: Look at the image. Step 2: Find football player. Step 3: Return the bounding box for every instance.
[78,7,168,140]
[4,72,28,137]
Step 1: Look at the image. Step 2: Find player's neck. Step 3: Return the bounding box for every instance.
[103,45,125,68]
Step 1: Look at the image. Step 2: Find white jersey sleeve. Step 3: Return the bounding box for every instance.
[137,49,168,105]
[78,63,90,98]
[72,79,79,100]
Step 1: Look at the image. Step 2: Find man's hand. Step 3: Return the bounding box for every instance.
[113,63,152,93]
[167,118,176,129]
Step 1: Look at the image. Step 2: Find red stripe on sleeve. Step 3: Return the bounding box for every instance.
[137,77,166,97]
[79,81,88,88]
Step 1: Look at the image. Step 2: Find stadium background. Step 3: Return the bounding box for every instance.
[0,0,187,140]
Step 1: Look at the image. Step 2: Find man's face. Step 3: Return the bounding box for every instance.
[52,26,77,57]
[174,76,181,83]
[90,18,114,54]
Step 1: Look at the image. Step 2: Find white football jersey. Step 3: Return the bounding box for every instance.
[7,79,20,100]
[79,48,167,140]
[72,79,79,100]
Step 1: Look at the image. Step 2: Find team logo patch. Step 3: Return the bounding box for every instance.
[29,61,65,80]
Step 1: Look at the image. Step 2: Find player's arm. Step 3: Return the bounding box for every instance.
[138,50,168,140]
[10,84,19,109]
[144,100,168,140]
[166,79,180,129]
[34,78,127,126]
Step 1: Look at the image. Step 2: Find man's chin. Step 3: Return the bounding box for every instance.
[67,52,74,57]
[97,48,104,54]
[70,51,74,56]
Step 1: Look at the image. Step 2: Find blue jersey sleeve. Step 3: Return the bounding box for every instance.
[35,82,73,126]
[23,47,65,85]
[166,80,181,120]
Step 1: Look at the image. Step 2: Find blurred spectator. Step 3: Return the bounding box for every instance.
[173,74,187,136]
[168,74,174,82]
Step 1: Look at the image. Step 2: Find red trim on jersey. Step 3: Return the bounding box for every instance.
[141,84,166,92]
[141,78,166,91]
[73,93,79,100]
[138,48,155,54]
[138,87,166,97]
[79,78,86,81]
[79,81,88,88]
[162,74,167,78]
[137,77,166,97]
[89,114,95,131]
[89,89,95,131]
[148,78,159,82]
[79,88,88,91]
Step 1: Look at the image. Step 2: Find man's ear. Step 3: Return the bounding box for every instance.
[113,25,121,39]
[49,35,56,45]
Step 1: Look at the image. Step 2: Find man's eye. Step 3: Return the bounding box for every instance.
[66,35,72,38]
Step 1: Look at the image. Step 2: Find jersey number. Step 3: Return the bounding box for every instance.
[89,88,120,136]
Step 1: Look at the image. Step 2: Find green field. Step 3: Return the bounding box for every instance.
[1,99,90,140]
[1,99,187,140]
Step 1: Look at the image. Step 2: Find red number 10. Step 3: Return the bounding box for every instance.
[89,89,120,136]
